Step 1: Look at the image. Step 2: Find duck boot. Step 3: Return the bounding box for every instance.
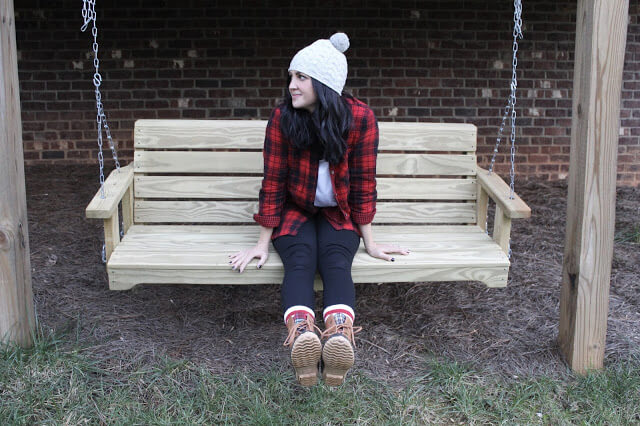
[321,313,362,386]
[283,312,322,387]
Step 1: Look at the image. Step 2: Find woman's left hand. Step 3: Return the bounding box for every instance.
[365,243,410,262]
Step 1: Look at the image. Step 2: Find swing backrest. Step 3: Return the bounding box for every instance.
[132,120,479,226]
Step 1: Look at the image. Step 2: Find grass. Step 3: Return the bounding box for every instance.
[614,223,640,244]
[1,325,639,425]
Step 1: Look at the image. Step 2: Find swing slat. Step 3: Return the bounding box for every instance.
[133,150,477,176]
[134,176,477,201]
[133,200,477,224]
[134,119,476,152]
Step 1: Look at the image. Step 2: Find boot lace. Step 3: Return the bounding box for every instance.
[283,317,321,347]
[321,323,362,348]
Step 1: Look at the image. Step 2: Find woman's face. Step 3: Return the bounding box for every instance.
[288,70,317,112]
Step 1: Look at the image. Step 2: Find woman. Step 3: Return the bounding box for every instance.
[229,33,409,387]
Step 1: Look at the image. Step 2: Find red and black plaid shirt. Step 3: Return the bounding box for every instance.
[253,96,378,240]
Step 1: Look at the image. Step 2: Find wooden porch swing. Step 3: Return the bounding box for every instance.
[86,120,530,290]
[83,0,531,291]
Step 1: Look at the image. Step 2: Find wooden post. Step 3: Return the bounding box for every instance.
[559,0,628,374]
[0,0,35,347]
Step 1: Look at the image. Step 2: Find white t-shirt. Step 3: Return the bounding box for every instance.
[314,160,337,207]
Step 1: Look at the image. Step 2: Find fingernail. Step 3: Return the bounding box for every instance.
[258,265,262,269]
[229,261,232,264]
[391,258,395,262]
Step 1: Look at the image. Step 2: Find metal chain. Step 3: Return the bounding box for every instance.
[488,100,512,176]
[489,0,522,190]
[486,0,523,262]
[508,0,523,202]
[81,0,120,202]
[82,0,122,263]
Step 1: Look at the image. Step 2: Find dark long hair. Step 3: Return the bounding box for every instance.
[279,76,353,165]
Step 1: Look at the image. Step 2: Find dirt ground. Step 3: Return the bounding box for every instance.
[25,164,640,383]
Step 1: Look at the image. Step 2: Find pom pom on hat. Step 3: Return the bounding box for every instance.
[288,33,350,95]
[329,33,350,53]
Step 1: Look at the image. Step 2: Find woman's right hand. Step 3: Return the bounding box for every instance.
[229,244,269,273]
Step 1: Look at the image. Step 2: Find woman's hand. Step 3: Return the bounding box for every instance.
[229,244,269,273]
[365,242,410,262]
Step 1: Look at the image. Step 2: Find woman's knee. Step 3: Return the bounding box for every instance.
[318,244,355,270]
[282,243,317,270]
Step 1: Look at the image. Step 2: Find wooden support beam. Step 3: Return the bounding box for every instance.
[559,0,629,374]
[0,0,35,347]
[476,184,489,232]
[104,213,121,262]
[122,186,134,234]
[493,206,511,255]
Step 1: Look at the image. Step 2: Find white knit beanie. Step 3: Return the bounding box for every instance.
[288,33,350,95]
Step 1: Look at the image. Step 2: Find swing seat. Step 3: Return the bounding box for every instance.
[86,120,530,290]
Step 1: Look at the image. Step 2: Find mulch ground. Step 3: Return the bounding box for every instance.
[25,164,640,384]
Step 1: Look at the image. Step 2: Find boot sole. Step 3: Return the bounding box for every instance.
[322,335,354,386]
[291,332,322,387]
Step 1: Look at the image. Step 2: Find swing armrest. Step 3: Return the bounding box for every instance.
[477,167,531,219]
[86,164,134,219]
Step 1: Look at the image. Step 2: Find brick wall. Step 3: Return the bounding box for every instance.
[14,0,640,186]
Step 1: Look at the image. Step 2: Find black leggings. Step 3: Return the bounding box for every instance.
[272,213,361,314]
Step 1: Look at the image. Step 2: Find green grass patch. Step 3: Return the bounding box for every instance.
[614,223,640,244]
[1,327,639,424]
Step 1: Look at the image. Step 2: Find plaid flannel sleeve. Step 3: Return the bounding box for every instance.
[348,106,378,224]
[253,108,288,228]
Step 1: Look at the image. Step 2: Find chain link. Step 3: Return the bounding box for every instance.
[486,0,522,263]
[82,0,122,263]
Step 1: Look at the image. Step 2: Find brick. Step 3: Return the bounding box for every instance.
[145,100,170,109]
[23,152,41,160]
[393,98,416,107]
[417,98,440,107]
[430,89,452,97]
[407,108,431,117]
[359,88,382,97]
[209,109,233,118]
[442,98,465,107]
[196,79,223,88]
[233,108,258,117]
[42,151,65,159]
[184,89,208,98]
[246,98,270,107]
[182,110,206,118]
[529,154,550,163]
[431,108,454,117]
[544,127,568,136]
[67,150,91,159]
[369,98,392,107]
[454,108,476,117]
[394,79,417,88]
